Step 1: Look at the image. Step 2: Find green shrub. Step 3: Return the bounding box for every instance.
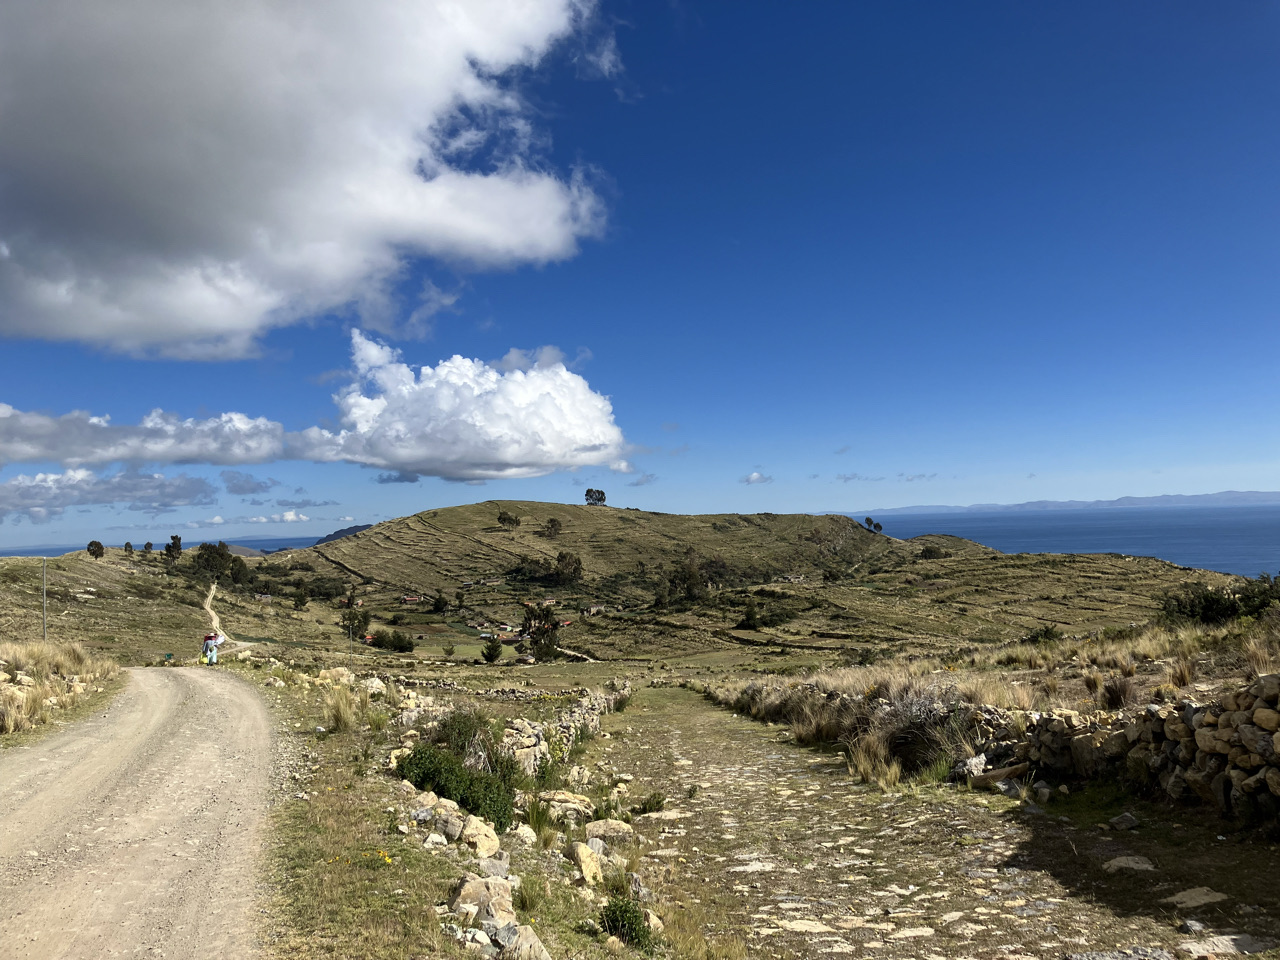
[634,792,666,815]
[600,896,653,950]
[396,744,516,832]
[370,629,415,653]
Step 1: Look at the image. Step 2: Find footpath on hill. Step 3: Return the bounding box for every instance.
[0,667,273,959]
[601,687,1280,960]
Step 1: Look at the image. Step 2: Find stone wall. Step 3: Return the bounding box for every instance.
[960,674,1280,817]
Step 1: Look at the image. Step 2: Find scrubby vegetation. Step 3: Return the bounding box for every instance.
[0,641,119,735]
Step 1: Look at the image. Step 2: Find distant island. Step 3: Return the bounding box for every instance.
[863,490,1280,516]
[313,523,373,546]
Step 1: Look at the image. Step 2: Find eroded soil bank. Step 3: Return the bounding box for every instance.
[594,687,1280,960]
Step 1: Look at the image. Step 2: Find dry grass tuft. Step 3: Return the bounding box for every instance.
[1102,674,1137,709]
[1244,636,1275,680]
[1083,670,1103,697]
[324,686,357,734]
[1167,656,1195,688]
[0,641,118,735]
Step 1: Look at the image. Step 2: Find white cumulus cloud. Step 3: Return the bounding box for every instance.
[741,471,773,485]
[0,0,607,356]
[295,330,627,480]
[0,331,627,481]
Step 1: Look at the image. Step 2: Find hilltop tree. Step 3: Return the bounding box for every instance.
[142,542,153,557]
[86,540,105,559]
[584,488,606,506]
[123,541,134,557]
[163,535,183,563]
[482,633,504,664]
[497,509,521,530]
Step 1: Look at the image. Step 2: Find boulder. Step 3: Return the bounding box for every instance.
[1252,708,1280,733]
[462,816,501,858]
[568,841,603,886]
[437,809,466,842]
[508,824,538,845]
[586,818,635,846]
[498,925,551,960]
[318,667,354,685]
[449,876,516,928]
[360,677,387,698]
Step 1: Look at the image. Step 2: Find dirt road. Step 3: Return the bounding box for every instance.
[0,667,273,959]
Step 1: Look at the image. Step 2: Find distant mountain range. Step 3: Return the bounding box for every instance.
[863,490,1280,517]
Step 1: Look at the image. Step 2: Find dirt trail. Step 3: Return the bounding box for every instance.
[204,582,226,637]
[0,667,273,959]
[603,687,1280,960]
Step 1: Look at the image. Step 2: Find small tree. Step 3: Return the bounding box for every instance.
[522,605,561,661]
[442,640,456,658]
[552,550,583,586]
[736,596,760,630]
[123,541,134,557]
[454,589,465,609]
[163,534,183,563]
[340,589,372,639]
[584,488,606,507]
[542,517,562,539]
[142,541,153,557]
[482,634,503,664]
[497,509,520,530]
[86,540,105,559]
[292,588,310,610]
[432,591,448,614]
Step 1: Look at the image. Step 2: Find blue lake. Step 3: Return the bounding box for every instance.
[877,506,1280,577]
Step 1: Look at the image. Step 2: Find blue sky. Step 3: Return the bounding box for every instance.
[0,1,1278,547]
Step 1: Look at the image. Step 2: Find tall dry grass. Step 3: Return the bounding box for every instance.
[0,641,118,735]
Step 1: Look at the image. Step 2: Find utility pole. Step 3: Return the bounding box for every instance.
[42,557,47,642]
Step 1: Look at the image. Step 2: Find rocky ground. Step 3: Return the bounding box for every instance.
[592,686,1280,960]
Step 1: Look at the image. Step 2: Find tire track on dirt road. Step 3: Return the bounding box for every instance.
[0,667,273,959]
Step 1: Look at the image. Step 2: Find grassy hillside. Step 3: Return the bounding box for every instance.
[0,502,1236,668]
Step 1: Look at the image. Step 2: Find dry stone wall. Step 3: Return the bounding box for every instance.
[962,674,1280,818]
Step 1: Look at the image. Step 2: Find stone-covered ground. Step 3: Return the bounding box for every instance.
[591,686,1280,960]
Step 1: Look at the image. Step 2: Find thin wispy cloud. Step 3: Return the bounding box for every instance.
[836,473,885,482]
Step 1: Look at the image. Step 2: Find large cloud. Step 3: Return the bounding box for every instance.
[0,0,606,356]
[296,331,628,479]
[0,331,627,481]
[0,469,217,523]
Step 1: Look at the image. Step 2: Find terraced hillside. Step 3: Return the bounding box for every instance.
[303,502,909,594]
[288,502,1228,663]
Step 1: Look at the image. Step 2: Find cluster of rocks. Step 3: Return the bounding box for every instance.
[440,874,550,960]
[962,674,1280,817]
[500,682,632,776]
[0,665,102,722]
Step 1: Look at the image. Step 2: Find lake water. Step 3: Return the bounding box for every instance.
[877,506,1280,577]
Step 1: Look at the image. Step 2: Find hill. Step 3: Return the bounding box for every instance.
[0,502,1234,667]
[314,523,373,546]
[281,501,1221,662]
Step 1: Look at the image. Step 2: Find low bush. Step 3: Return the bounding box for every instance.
[634,792,666,815]
[600,896,653,951]
[397,743,516,832]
